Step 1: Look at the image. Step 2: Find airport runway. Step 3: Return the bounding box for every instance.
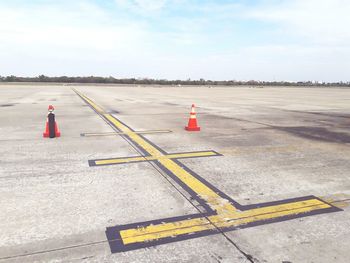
[0,84,350,262]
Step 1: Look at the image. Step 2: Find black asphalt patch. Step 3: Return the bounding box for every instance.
[108,109,120,114]
[276,126,350,143]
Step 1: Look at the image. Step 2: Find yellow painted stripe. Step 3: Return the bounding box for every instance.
[96,156,146,165]
[212,202,330,228]
[165,151,218,159]
[121,217,213,245]
[94,151,219,165]
[212,198,330,223]
[121,198,325,239]
[120,199,330,244]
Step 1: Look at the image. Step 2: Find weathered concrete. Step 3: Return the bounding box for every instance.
[0,84,349,262]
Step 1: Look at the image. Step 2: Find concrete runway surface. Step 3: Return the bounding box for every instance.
[0,84,349,263]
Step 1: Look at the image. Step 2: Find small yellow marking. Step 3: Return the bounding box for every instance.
[94,151,218,165]
[76,90,337,248]
[320,194,350,209]
[82,130,173,137]
[330,202,349,209]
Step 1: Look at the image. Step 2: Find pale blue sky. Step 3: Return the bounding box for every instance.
[0,0,349,81]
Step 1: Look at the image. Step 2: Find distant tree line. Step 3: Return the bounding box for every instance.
[0,75,349,87]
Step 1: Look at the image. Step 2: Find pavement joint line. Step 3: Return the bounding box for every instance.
[72,88,342,255]
[0,240,108,261]
[331,198,350,203]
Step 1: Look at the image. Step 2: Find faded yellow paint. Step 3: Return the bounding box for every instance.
[121,199,330,244]
[78,91,335,247]
[320,194,350,209]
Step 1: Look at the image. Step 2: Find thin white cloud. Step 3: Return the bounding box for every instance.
[0,2,151,56]
[246,0,350,46]
[115,0,167,12]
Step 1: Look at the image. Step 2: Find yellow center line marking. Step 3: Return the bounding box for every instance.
[73,89,341,253]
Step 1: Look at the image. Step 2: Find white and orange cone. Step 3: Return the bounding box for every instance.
[185,104,200,131]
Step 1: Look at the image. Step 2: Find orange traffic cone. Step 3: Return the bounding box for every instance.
[43,105,61,138]
[43,121,50,137]
[185,104,200,131]
[54,122,61,137]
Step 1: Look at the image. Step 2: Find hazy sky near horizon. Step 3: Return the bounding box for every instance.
[0,0,349,82]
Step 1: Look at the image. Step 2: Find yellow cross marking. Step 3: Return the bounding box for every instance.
[91,151,219,166]
[73,89,341,253]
